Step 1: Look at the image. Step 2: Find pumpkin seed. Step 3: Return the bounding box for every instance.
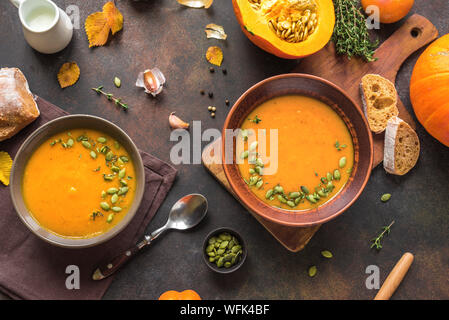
[67,139,74,147]
[241,150,249,159]
[81,141,91,149]
[97,137,107,144]
[274,185,284,194]
[119,156,129,162]
[381,193,391,202]
[306,195,317,204]
[255,166,263,175]
[256,179,264,189]
[255,158,264,167]
[101,190,106,199]
[103,174,115,181]
[277,195,287,204]
[112,206,122,212]
[287,200,296,208]
[117,187,129,195]
[111,165,120,173]
[301,186,310,194]
[111,194,118,204]
[321,250,333,258]
[333,169,341,181]
[327,172,333,181]
[265,189,274,199]
[289,192,301,198]
[308,265,317,277]
[249,141,258,151]
[107,187,118,194]
[249,168,255,175]
[90,151,97,159]
[118,168,126,178]
[120,179,128,186]
[100,202,110,211]
[106,213,114,223]
[113,77,121,88]
[105,151,114,161]
[339,156,347,168]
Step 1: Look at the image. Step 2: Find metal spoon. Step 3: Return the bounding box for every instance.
[92,194,208,280]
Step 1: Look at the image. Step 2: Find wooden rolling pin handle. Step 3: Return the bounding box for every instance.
[374,252,414,300]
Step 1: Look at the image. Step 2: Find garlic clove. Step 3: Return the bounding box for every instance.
[136,68,166,97]
[169,112,190,129]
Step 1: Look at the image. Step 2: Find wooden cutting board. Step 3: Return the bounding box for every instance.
[202,14,438,252]
[292,14,438,167]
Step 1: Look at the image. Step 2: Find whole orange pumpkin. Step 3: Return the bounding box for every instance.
[361,0,414,24]
[410,34,449,147]
[158,290,201,300]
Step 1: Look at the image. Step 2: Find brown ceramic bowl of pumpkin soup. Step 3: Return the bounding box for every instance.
[10,115,145,248]
[222,74,373,227]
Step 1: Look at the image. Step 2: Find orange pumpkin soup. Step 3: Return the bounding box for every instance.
[22,129,136,238]
[238,95,354,211]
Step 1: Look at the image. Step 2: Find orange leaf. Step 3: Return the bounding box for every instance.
[103,1,123,35]
[57,62,80,88]
[206,46,223,66]
[84,2,123,47]
[85,12,110,47]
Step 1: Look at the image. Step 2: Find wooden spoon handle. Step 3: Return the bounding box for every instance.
[374,252,414,300]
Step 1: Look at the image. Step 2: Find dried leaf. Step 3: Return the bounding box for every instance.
[177,0,213,9]
[169,112,190,129]
[85,12,110,47]
[0,151,13,186]
[206,46,223,66]
[57,62,80,88]
[205,23,227,40]
[103,1,123,35]
[84,2,123,47]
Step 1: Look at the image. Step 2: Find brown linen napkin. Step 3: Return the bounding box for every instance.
[0,97,177,300]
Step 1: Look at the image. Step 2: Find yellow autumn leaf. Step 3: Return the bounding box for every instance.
[85,2,123,47]
[206,46,223,66]
[85,12,110,47]
[103,1,123,35]
[0,151,13,186]
[57,62,80,88]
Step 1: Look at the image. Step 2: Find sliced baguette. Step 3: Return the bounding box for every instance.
[360,74,399,134]
[384,116,420,175]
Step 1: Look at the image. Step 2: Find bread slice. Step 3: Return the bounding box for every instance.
[360,74,399,134]
[0,68,39,141]
[384,116,420,175]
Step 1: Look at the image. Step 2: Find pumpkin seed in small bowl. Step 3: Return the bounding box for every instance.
[202,227,247,274]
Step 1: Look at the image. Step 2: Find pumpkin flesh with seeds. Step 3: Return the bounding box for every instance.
[233,0,335,59]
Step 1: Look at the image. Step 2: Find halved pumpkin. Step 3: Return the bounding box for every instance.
[232,0,335,59]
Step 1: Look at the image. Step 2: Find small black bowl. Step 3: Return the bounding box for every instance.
[202,227,247,274]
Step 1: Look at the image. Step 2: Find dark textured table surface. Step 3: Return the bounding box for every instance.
[1,0,448,300]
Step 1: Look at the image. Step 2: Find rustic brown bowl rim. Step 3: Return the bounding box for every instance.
[10,114,145,248]
[222,73,373,227]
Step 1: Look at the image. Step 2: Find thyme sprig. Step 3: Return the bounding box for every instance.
[92,85,129,110]
[332,0,379,62]
[371,220,395,250]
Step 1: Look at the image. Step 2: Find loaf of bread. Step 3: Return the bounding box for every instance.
[384,116,420,175]
[360,74,399,134]
[0,68,40,142]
